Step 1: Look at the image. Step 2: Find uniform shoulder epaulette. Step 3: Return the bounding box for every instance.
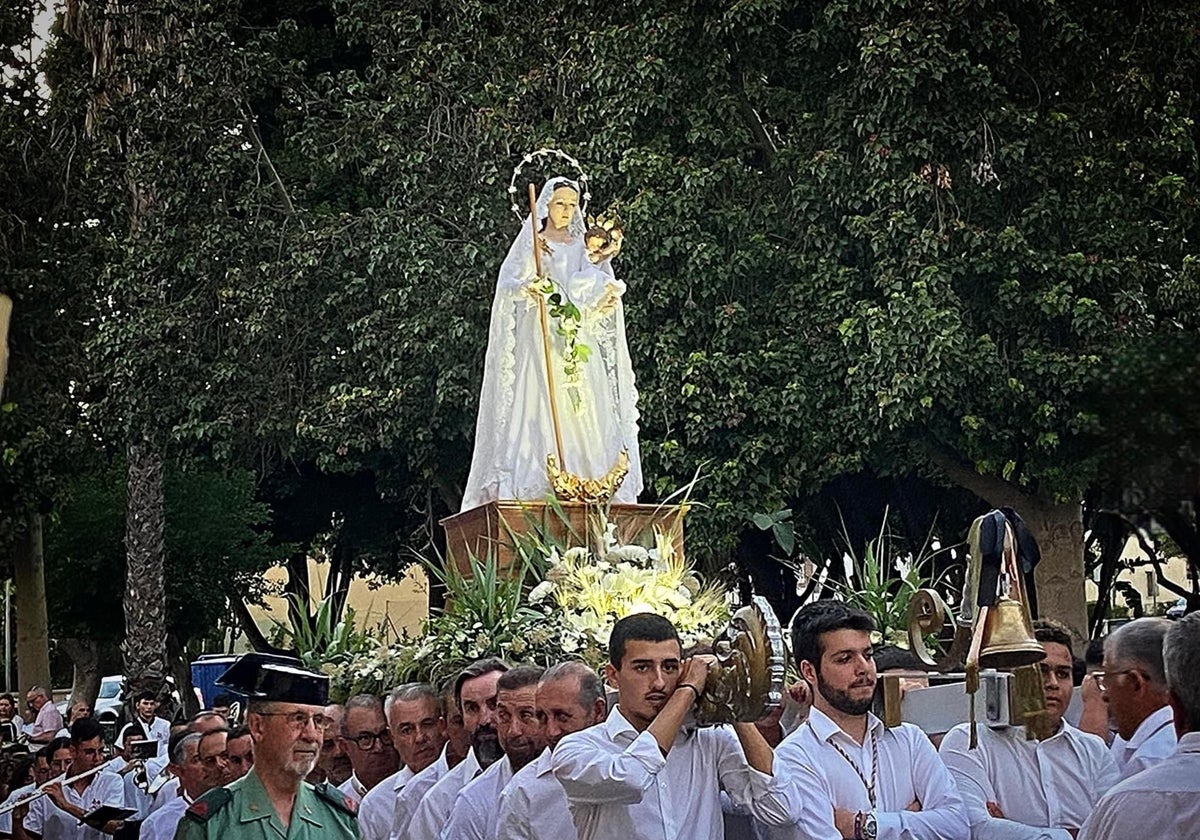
[183,787,233,823]
[315,782,359,817]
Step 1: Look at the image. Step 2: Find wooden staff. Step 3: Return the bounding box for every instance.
[529,183,567,470]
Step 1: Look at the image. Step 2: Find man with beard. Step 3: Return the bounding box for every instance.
[337,696,399,804]
[357,684,445,840]
[406,658,508,840]
[496,661,608,840]
[444,666,547,840]
[552,613,793,840]
[387,681,471,840]
[939,620,1118,839]
[175,654,359,839]
[772,600,967,840]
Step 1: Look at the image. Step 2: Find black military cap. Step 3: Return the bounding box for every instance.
[214,653,329,706]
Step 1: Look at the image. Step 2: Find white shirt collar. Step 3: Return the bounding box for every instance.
[806,705,884,744]
[1177,731,1200,753]
[1129,705,1175,749]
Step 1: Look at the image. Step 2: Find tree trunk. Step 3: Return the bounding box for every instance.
[13,514,51,695]
[122,442,168,701]
[58,637,102,711]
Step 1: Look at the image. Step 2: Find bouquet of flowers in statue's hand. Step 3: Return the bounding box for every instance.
[528,520,730,666]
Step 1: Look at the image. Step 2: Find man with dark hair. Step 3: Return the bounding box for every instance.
[1099,617,1176,779]
[444,666,546,840]
[225,726,253,781]
[18,720,127,839]
[175,654,359,839]
[773,600,967,840]
[497,661,608,840]
[0,693,26,735]
[939,619,1118,839]
[337,696,399,804]
[387,681,469,840]
[1079,611,1200,838]
[357,684,444,840]
[131,692,170,760]
[406,658,508,840]
[552,612,792,840]
[209,694,234,721]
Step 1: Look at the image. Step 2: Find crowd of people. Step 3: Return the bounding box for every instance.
[0,603,1195,839]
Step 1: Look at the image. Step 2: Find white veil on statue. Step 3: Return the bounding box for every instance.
[461,176,642,510]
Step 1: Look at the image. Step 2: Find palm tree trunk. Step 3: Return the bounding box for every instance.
[122,442,168,697]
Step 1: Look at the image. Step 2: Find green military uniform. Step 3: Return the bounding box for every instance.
[174,767,359,840]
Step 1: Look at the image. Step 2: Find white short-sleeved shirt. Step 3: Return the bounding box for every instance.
[939,720,1119,839]
[406,748,482,840]
[22,770,126,840]
[390,745,452,840]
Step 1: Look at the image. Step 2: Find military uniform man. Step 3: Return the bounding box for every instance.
[175,654,360,840]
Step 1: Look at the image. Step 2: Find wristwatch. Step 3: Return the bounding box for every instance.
[854,810,878,840]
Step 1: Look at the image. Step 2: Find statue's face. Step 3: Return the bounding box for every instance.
[546,186,578,230]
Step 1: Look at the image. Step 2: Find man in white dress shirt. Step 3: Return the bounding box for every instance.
[1096,617,1176,779]
[939,620,1119,839]
[388,682,471,840]
[357,683,445,840]
[337,695,400,804]
[771,600,968,840]
[445,665,548,840]
[1079,611,1199,839]
[496,661,608,840]
[552,612,794,840]
[16,721,127,840]
[407,658,509,840]
[130,693,172,760]
[139,731,222,840]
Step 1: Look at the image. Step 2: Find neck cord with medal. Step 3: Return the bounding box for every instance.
[825,724,879,809]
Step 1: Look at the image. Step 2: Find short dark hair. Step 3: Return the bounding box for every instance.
[1084,638,1105,668]
[0,693,15,704]
[45,736,72,757]
[496,666,544,693]
[790,600,876,673]
[1033,619,1074,657]
[211,693,233,708]
[609,613,681,667]
[228,725,251,741]
[68,718,103,746]
[133,691,156,704]
[453,658,510,710]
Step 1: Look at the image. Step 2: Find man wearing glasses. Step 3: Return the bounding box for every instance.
[1096,618,1177,780]
[337,696,400,805]
[175,653,360,839]
[939,620,1119,839]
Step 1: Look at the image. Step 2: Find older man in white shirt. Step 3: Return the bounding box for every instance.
[770,600,968,840]
[387,684,470,840]
[1079,611,1198,839]
[357,683,446,840]
[444,666,548,840]
[939,620,1118,839]
[407,658,509,840]
[496,662,608,840]
[552,612,793,840]
[1096,618,1177,779]
[139,731,223,840]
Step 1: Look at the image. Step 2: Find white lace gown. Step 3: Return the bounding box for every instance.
[461,178,642,510]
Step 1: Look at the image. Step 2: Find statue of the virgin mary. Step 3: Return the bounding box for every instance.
[461,176,643,511]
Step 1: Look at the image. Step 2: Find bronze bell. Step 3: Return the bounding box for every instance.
[979,595,1045,670]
